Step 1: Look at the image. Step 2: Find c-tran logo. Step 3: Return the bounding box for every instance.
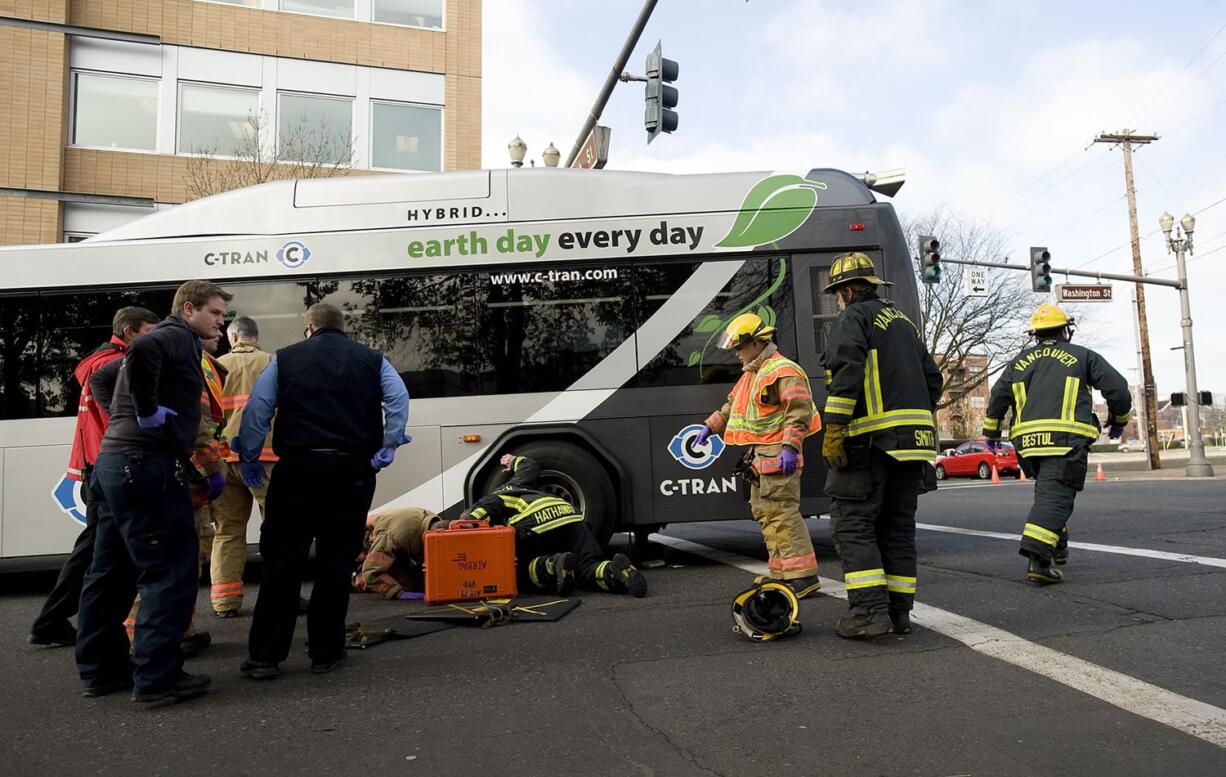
[276,241,311,269]
[50,474,87,526]
[667,423,725,470]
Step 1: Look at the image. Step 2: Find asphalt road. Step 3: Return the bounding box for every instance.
[2,477,1225,776]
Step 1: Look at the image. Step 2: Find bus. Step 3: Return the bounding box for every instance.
[0,166,920,561]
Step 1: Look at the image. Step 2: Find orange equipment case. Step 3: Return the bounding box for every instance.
[423,520,518,604]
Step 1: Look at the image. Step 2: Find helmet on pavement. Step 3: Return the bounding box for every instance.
[1028,304,1075,335]
[823,252,894,293]
[731,580,802,642]
[719,312,776,350]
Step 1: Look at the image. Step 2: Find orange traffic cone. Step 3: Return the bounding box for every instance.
[990,463,1001,484]
[1018,466,1028,481]
[1095,462,1106,481]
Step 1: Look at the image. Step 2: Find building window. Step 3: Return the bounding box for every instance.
[278,93,353,164]
[62,233,94,243]
[371,101,442,171]
[72,72,158,151]
[373,0,443,29]
[200,0,259,6]
[280,0,354,19]
[178,83,259,157]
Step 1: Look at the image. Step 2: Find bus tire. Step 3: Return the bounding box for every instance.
[481,441,618,545]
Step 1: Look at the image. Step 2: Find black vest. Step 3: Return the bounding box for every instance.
[272,329,383,458]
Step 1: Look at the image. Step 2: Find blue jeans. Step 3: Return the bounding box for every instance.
[76,452,198,694]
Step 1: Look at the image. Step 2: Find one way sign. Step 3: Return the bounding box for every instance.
[964,266,988,297]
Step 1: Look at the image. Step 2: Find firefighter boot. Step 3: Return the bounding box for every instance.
[599,553,648,597]
[1054,528,1070,565]
[888,609,912,635]
[1026,553,1064,585]
[835,607,892,639]
[529,553,576,595]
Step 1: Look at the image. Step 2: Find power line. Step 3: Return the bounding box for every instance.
[998,154,1119,234]
[1123,22,1226,127]
[1137,42,1226,128]
[989,147,1111,222]
[981,148,1093,216]
[1074,194,1226,271]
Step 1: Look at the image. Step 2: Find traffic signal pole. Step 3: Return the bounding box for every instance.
[563,0,658,168]
[937,258,1181,288]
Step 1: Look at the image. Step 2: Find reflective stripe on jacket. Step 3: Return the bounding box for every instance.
[190,353,228,486]
[821,294,943,463]
[468,456,587,535]
[706,346,821,469]
[983,339,1131,458]
[217,342,277,462]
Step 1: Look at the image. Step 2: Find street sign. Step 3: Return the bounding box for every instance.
[964,266,987,297]
[572,125,611,169]
[1057,283,1113,302]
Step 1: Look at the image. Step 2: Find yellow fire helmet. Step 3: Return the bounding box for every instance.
[731,580,802,642]
[1028,304,1075,334]
[718,312,776,350]
[822,251,894,293]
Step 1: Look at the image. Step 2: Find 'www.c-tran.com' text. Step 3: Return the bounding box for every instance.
[489,268,619,284]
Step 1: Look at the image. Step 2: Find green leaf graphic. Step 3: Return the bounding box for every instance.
[687,350,702,367]
[715,175,828,249]
[694,314,724,333]
[757,305,776,328]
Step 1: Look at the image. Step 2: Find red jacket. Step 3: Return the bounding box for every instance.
[67,336,128,481]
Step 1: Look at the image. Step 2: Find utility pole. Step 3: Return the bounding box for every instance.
[1094,130,1161,470]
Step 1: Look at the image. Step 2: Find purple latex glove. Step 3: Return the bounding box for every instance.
[396,591,423,601]
[136,405,178,430]
[694,425,713,445]
[241,460,265,489]
[205,471,225,501]
[1107,425,1125,441]
[984,438,1000,453]
[779,447,799,475]
[371,446,396,471]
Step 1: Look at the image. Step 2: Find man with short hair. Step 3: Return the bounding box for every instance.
[820,253,943,639]
[983,304,1131,584]
[238,302,410,680]
[28,306,158,648]
[210,315,276,617]
[76,279,232,706]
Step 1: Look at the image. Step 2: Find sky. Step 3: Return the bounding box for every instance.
[482,0,1226,400]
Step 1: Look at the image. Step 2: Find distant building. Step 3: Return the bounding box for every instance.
[935,353,990,444]
[1,0,482,245]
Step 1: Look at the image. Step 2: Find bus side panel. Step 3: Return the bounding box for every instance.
[2,445,82,557]
[573,417,653,525]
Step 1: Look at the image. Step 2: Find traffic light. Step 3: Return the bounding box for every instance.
[1030,246,1052,293]
[1172,391,1214,406]
[645,41,678,143]
[918,235,941,284]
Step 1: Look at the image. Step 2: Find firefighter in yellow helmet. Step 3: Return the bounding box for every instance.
[821,253,943,638]
[695,312,823,598]
[983,304,1131,584]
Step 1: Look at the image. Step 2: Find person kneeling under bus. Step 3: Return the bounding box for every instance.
[461,454,647,598]
[354,506,444,600]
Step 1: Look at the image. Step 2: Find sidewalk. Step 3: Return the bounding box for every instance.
[1087,447,1225,481]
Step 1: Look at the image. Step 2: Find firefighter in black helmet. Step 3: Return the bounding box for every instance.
[821,253,943,639]
[982,304,1131,584]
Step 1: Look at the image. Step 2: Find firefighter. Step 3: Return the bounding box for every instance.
[354,506,444,599]
[982,304,1131,585]
[821,253,943,639]
[462,454,647,597]
[209,316,276,618]
[695,312,823,598]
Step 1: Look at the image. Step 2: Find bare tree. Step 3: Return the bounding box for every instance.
[184,111,355,200]
[901,209,1034,411]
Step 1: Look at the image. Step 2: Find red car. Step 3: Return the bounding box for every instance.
[934,440,1020,480]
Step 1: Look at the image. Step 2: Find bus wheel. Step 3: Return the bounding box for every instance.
[482,440,617,545]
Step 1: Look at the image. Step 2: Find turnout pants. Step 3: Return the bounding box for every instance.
[209,460,270,613]
[247,453,376,666]
[749,447,818,581]
[517,520,605,591]
[30,471,98,638]
[76,453,198,695]
[828,447,923,614]
[1019,445,1087,562]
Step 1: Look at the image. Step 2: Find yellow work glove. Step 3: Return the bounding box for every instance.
[822,423,848,470]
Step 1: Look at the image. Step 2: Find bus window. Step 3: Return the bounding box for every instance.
[809,264,839,354]
[311,273,480,398]
[0,294,40,420]
[475,266,633,394]
[636,256,796,387]
[223,280,314,355]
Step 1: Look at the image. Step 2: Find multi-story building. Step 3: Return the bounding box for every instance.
[934,353,990,444]
[0,0,481,245]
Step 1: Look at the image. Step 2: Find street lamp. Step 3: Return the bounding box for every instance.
[1159,210,1214,477]
[508,135,527,168]
[542,142,561,168]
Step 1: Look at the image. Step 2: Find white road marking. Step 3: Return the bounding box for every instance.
[650,532,1226,749]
